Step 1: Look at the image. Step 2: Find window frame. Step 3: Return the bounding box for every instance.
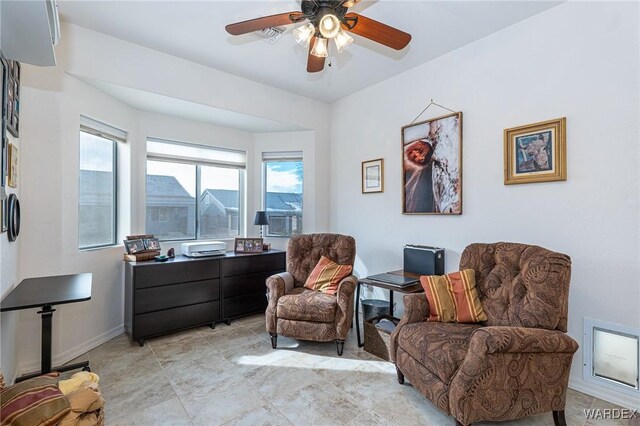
[146,139,246,242]
[78,129,118,250]
[262,154,303,238]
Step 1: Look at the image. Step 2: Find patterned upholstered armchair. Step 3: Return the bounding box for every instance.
[390,242,578,426]
[265,233,356,356]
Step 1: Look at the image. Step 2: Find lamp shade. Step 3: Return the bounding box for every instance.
[318,13,340,39]
[254,211,269,226]
[333,29,353,53]
[310,37,328,58]
[293,23,315,48]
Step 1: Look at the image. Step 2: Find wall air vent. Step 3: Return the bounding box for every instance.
[253,27,287,44]
[583,318,640,399]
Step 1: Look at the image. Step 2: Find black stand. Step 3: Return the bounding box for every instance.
[0,273,93,384]
[15,304,90,383]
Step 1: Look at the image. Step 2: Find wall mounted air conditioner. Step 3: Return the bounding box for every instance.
[1,0,60,66]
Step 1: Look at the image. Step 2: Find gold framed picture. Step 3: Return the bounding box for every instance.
[234,237,264,253]
[361,158,383,193]
[504,117,566,185]
[8,143,17,188]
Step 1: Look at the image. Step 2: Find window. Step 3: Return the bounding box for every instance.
[146,139,245,241]
[78,116,125,249]
[263,152,303,237]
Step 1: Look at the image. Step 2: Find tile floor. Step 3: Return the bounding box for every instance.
[68,315,636,425]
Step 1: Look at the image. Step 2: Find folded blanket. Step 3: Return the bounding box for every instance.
[58,382,105,426]
[58,372,99,396]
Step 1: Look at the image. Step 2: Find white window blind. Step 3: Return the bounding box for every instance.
[262,151,302,161]
[148,138,246,168]
[80,115,127,143]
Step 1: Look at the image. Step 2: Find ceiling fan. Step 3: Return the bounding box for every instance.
[225,0,412,73]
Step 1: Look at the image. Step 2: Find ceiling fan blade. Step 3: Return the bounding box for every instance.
[226,12,303,35]
[343,13,411,50]
[341,0,361,7]
[307,36,325,73]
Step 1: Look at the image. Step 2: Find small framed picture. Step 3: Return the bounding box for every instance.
[362,158,384,194]
[0,198,6,233]
[124,239,146,254]
[504,117,566,185]
[7,143,17,188]
[234,237,264,253]
[143,237,161,251]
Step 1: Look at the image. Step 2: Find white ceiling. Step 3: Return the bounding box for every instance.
[58,1,562,103]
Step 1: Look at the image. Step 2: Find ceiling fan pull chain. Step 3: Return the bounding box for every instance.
[410,99,458,124]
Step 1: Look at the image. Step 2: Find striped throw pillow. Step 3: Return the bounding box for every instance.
[420,269,487,323]
[0,373,70,426]
[304,256,353,295]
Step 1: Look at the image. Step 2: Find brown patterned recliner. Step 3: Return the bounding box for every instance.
[390,242,578,426]
[265,233,356,356]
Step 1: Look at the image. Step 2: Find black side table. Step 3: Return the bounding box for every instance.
[356,270,423,347]
[1,273,93,382]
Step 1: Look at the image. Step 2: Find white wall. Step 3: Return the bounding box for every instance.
[330,1,639,408]
[4,21,331,382]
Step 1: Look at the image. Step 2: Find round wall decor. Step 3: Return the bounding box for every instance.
[7,193,20,242]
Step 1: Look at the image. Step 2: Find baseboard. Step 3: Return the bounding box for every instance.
[16,324,125,379]
[569,377,640,410]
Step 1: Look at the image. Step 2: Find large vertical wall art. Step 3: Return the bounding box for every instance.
[402,112,463,214]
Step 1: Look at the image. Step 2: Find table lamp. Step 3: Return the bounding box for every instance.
[254,211,269,237]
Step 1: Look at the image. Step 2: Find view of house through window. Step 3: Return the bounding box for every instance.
[146,161,196,240]
[78,117,124,249]
[263,153,303,237]
[200,166,241,239]
[146,139,245,241]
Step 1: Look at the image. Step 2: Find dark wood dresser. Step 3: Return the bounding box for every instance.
[124,250,285,346]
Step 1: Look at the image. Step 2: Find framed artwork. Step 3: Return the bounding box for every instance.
[143,237,161,251]
[0,198,6,233]
[362,158,383,193]
[402,112,462,215]
[234,237,264,253]
[504,117,566,185]
[124,239,146,254]
[5,59,19,138]
[7,143,17,188]
[1,136,6,189]
[1,58,6,189]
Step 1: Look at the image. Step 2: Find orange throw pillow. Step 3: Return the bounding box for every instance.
[304,256,353,295]
[420,269,487,323]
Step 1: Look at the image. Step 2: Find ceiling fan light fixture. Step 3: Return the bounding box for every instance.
[333,29,353,53]
[293,23,315,47]
[310,37,328,58]
[318,13,340,39]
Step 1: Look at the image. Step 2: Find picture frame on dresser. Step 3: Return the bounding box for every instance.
[234,237,264,253]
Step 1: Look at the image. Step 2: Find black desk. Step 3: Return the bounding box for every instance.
[356,270,423,347]
[1,273,92,382]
